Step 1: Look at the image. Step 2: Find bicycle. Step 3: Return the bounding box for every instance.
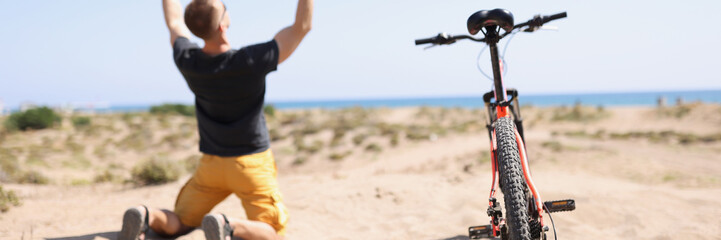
[415,9,575,240]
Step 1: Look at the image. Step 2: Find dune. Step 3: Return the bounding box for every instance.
[1,103,720,239]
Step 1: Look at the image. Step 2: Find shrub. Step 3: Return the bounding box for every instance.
[93,144,111,159]
[656,104,694,119]
[452,120,481,133]
[565,130,586,137]
[121,113,139,123]
[0,149,20,182]
[70,179,91,186]
[94,170,121,183]
[292,135,305,151]
[304,140,324,154]
[263,104,276,118]
[158,133,185,148]
[541,140,563,152]
[329,151,352,161]
[604,131,715,144]
[131,156,181,186]
[4,107,61,131]
[699,133,721,143]
[26,152,48,167]
[294,136,323,154]
[117,127,153,152]
[292,156,308,166]
[28,143,50,158]
[550,104,609,122]
[406,125,431,141]
[0,185,21,213]
[678,133,698,145]
[0,152,50,184]
[592,129,606,139]
[377,123,403,136]
[62,154,91,169]
[364,143,382,153]
[279,113,301,126]
[338,107,370,124]
[64,137,86,154]
[326,111,365,133]
[662,172,679,182]
[415,106,433,118]
[71,116,91,129]
[149,104,195,117]
[390,133,400,147]
[477,151,491,163]
[330,128,346,147]
[179,122,196,138]
[16,170,49,184]
[352,134,368,146]
[268,129,285,141]
[295,123,321,136]
[183,155,201,173]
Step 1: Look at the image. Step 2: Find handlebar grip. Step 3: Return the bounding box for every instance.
[415,37,435,45]
[545,12,567,23]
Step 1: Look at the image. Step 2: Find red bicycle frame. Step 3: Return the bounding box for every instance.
[484,29,545,236]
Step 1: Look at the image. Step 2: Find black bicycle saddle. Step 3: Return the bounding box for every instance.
[467,9,514,35]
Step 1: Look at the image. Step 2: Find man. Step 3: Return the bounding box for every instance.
[119,0,312,239]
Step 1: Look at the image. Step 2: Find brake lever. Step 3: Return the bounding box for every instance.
[436,32,457,45]
[530,14,544,26]
[424,44,439,50]
[539,25,559,31]
[522,25,559,33]
[523,14,545,32]
[423,33,456,49]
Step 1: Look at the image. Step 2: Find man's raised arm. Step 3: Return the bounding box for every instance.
[274,0,313,64]
[163,0,191,46]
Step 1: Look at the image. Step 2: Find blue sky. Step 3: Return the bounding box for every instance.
[1,0,719,107]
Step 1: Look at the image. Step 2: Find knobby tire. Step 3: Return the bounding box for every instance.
[495,117,532,240]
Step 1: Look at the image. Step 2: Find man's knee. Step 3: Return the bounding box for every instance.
[152,209,194,236]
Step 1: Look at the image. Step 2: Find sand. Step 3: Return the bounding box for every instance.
[1,103,720,239]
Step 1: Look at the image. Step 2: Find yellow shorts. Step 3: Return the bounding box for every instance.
[174,149,289,235]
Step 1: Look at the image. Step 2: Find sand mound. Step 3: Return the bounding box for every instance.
[2,104,720,239]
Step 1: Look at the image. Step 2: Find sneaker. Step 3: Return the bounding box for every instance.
[119,206,149,240]
[202,213,234,240]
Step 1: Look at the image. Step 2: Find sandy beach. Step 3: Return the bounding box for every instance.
[1,103,721,239]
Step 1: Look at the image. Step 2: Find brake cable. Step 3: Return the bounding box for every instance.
[501,31,519,77]
[475,30,520,81]
[543,205,559,240]
[475,44,492,81]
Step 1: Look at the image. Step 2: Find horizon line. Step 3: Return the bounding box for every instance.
[3,88,720,109]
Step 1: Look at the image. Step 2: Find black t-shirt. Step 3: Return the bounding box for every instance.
[172,37,278,156]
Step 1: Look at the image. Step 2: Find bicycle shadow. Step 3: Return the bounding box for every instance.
[45,231,116,240]
[438,235,501,240]
[45,230,179,240]
[439,235,470,240]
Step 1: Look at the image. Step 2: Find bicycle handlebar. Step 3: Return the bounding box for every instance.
[415,11,567,46]
[514,11,567,30]
[545,12,567,23]
[415,38,435,45]
[414,33,483,46]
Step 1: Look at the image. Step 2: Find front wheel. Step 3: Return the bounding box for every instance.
[495,117,531,240]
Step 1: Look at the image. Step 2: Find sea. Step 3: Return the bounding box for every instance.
[66,89,721,113]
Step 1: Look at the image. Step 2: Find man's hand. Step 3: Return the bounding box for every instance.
[163,0,191,46]
[274,0,313,64]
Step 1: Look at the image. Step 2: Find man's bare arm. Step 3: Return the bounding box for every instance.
[274,0,313,64]
[163,0,191,46]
